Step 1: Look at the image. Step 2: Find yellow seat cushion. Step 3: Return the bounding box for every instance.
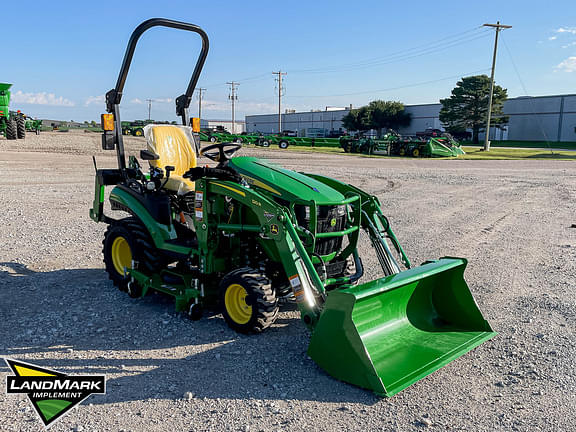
[145,125,197,194]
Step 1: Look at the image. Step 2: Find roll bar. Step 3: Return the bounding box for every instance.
[104,18,209,172]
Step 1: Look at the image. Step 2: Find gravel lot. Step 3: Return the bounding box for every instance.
[1,131,575,431]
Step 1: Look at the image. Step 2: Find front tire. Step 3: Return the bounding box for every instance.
[278,140,289,149]
[16,117,25,139]
[6,119,17,140]
[260,140,270,147]
[220,268,278,333]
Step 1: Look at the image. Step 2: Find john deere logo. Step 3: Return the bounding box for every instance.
[330,218,337,227]
[5,359,106,427]
[270,224,279,235]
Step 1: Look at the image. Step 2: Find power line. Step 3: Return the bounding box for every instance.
[285,68,490,98]
[272,71,287,133]
[227,82,239,133]
[288,27,491,74]
[501,34,553,152]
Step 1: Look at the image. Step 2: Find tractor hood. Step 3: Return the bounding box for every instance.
[229,157,345,204]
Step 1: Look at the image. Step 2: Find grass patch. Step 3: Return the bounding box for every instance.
[460,147,576,160]
[210,142,576,160]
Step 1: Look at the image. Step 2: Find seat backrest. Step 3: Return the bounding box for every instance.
[145,125,197,176]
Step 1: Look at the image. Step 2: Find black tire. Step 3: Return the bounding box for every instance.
[210,136,217,143]
[220,267,279,333]
[35,129,40,135]
[233,137,243,144]
[412,148,420,158]
[5,119,17,140]
[16,117,25,139]
[133,128,144,137]
[102,217,163,293]
[261,140,270,147]
[278,140,289,149]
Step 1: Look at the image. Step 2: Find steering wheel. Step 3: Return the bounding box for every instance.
[200,142,242,164]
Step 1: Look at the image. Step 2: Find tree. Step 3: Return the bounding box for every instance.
[440,75,508,144]
[341,106,371,133]
[341,101,411,136]
[367,100,411,136]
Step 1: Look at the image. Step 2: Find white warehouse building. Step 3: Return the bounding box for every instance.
[245,94,576,143]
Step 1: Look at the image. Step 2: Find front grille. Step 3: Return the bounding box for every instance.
[295,205,347,256]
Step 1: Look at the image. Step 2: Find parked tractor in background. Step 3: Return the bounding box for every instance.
[25,116,42,135]
[0,83,26,140]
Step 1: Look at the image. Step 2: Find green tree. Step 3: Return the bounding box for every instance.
[341,101,411,136]
[440,75,508,144]
[341,106,371,133]
[367,100,411,136]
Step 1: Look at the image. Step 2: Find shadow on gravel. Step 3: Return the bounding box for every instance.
[0,263,379,406]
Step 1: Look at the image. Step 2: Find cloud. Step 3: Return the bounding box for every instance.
[12,91,75,107]
[556,27,576,35]
[130,97,172,104]
[131,98,144,104]
[154,98,173,103]
[548,36,557,41]
[556,56,576,72]
[562,41,576,48]
[84,95,105,106]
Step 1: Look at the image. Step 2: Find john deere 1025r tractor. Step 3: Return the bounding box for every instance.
[91,19,495,397]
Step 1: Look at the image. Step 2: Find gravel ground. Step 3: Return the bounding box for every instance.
[1,131,575,431]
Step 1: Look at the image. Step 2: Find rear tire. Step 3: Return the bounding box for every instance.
[102,217,163,293]
[261,140,270,147]
[6,119,17,140]
[412,148,420,157]
[16,117,25,139]
[278,140,289,149]
[210,136,217,143]
[220,268,278,333]
[133,128,144,137]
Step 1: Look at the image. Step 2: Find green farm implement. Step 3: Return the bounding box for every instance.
[0,83,26,140]
[25,116,42,135]
[91,19,495,397]
[340,131,465,158]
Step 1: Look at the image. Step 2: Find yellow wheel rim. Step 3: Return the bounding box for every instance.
[111,236,132,275]
[399,148,405,156]
[135,130,143,136]
[225,284,252,324]
[413,149,419,157]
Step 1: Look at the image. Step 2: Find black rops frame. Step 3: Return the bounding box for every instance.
[104,18,209,174]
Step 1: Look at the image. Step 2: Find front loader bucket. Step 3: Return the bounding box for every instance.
[307,258,495,397]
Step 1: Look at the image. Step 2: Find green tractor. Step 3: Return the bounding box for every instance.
[91,19,495,397]
[25,116,42,135]
[0,84,26,140]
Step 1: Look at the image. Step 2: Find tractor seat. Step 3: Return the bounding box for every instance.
[144,125,197,194]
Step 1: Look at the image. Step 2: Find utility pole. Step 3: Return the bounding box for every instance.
[272,71,287,133]
[146,99,154,121]
[482,21,512,151]
[196,88,206,122]
[227,82,239,134]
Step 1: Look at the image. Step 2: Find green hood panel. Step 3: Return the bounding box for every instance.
[229,157,345,204]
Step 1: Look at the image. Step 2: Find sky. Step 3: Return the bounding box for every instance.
[2,0,575,122]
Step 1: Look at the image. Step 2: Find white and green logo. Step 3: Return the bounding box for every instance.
[5,358,106,427]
